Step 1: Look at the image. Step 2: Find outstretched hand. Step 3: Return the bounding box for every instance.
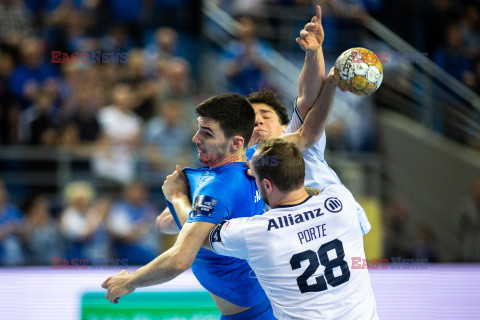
[296,5,324,52]
[102,269,135,304]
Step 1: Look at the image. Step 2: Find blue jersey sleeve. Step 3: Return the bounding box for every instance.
[186,181,232,225]
[246,145,257,161]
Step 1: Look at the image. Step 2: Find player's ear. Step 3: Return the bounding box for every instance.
[263,179,273,193]
[230,135,244,152]
[280,125,287,134]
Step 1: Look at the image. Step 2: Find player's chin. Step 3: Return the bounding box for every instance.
[251,133,269,145]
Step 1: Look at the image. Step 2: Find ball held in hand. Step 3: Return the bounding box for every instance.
[334,48,383,96]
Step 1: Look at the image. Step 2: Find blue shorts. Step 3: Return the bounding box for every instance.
[220,297,276,320]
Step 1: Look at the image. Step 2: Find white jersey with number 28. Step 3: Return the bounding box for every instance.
[209,185,378,320]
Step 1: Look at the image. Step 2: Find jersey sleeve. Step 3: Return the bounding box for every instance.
[186,181,232,225]
[284,100,327,160]
[246,145,257,161]
[284,99,303,134]
[209,218,249,260]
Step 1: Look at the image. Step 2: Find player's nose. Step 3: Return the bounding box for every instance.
[255,116,263,126]
[192,131,201,144]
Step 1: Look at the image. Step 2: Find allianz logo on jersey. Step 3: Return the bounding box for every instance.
[267,197,343,231]
[325,197,343,213]
[267,208,323,231]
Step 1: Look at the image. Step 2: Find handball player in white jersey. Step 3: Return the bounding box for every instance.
[245,5,371,234]
[207,138,378,320]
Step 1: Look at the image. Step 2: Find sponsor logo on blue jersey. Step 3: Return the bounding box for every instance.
[191,195,218,217]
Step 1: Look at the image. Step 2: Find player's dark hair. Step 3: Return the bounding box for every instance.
[247,89,289,126]
[252,138,305,192]
[195,93,255,147]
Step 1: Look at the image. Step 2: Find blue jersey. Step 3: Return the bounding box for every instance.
[168,162,268,307]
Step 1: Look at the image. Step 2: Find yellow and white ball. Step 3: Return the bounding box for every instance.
[334,47,383,96]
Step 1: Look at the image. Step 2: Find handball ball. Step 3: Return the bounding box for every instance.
[334,47,383,96]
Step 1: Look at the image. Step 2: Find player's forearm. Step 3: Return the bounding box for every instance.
[125,246,189,289]
[170,195,192,226]
[300,78,336,149]
[297,48,325,119]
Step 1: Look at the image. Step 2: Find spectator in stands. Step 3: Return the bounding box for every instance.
[101,25,134,54]
[459,3,480,62]
[60,181,110,264]
[0,50,19,144]
[145,27,178,68]
[222,16,272,95]
[22,194,64,265]
[143,99,193,177]
[155,57,196,119]
[383,198,410,259]
[0,180,24,266]
[457,178,480,262]
[93,82,142,186]
[59,88,102,147]
[407,225,438,262]
[106,181,159,265]
[8,37,58,108]
[19,86,59,146]
[48,7,94,53]
[107,0,146,47]
[0,0,32,45]
[433,23,473,85]
[121,49,156,121]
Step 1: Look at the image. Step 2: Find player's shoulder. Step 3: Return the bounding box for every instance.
[321,184,352,197]
[213,163,251,185]
[319,185,355,207]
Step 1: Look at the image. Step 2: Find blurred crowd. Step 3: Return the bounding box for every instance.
[0,178,161,266]
[0,0,203,266]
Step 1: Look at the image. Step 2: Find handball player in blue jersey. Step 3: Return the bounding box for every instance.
[102,93,277,319]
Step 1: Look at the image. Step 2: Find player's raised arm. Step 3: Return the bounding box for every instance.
[296,5,325,119]
[283,68,338,152]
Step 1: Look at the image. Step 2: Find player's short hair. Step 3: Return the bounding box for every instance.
[252,138,305,192]
[196,93,255,147]
[247,89,289,126]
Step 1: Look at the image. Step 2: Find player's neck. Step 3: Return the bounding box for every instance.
[209,152,245,169]
[270,188,310,208]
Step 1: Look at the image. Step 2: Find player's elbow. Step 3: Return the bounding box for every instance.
[296,131,316,152]
[156,214,179,234]
[295,97,309,120]
[156,214,167,231]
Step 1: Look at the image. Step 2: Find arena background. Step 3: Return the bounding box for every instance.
[0,0,480,319]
